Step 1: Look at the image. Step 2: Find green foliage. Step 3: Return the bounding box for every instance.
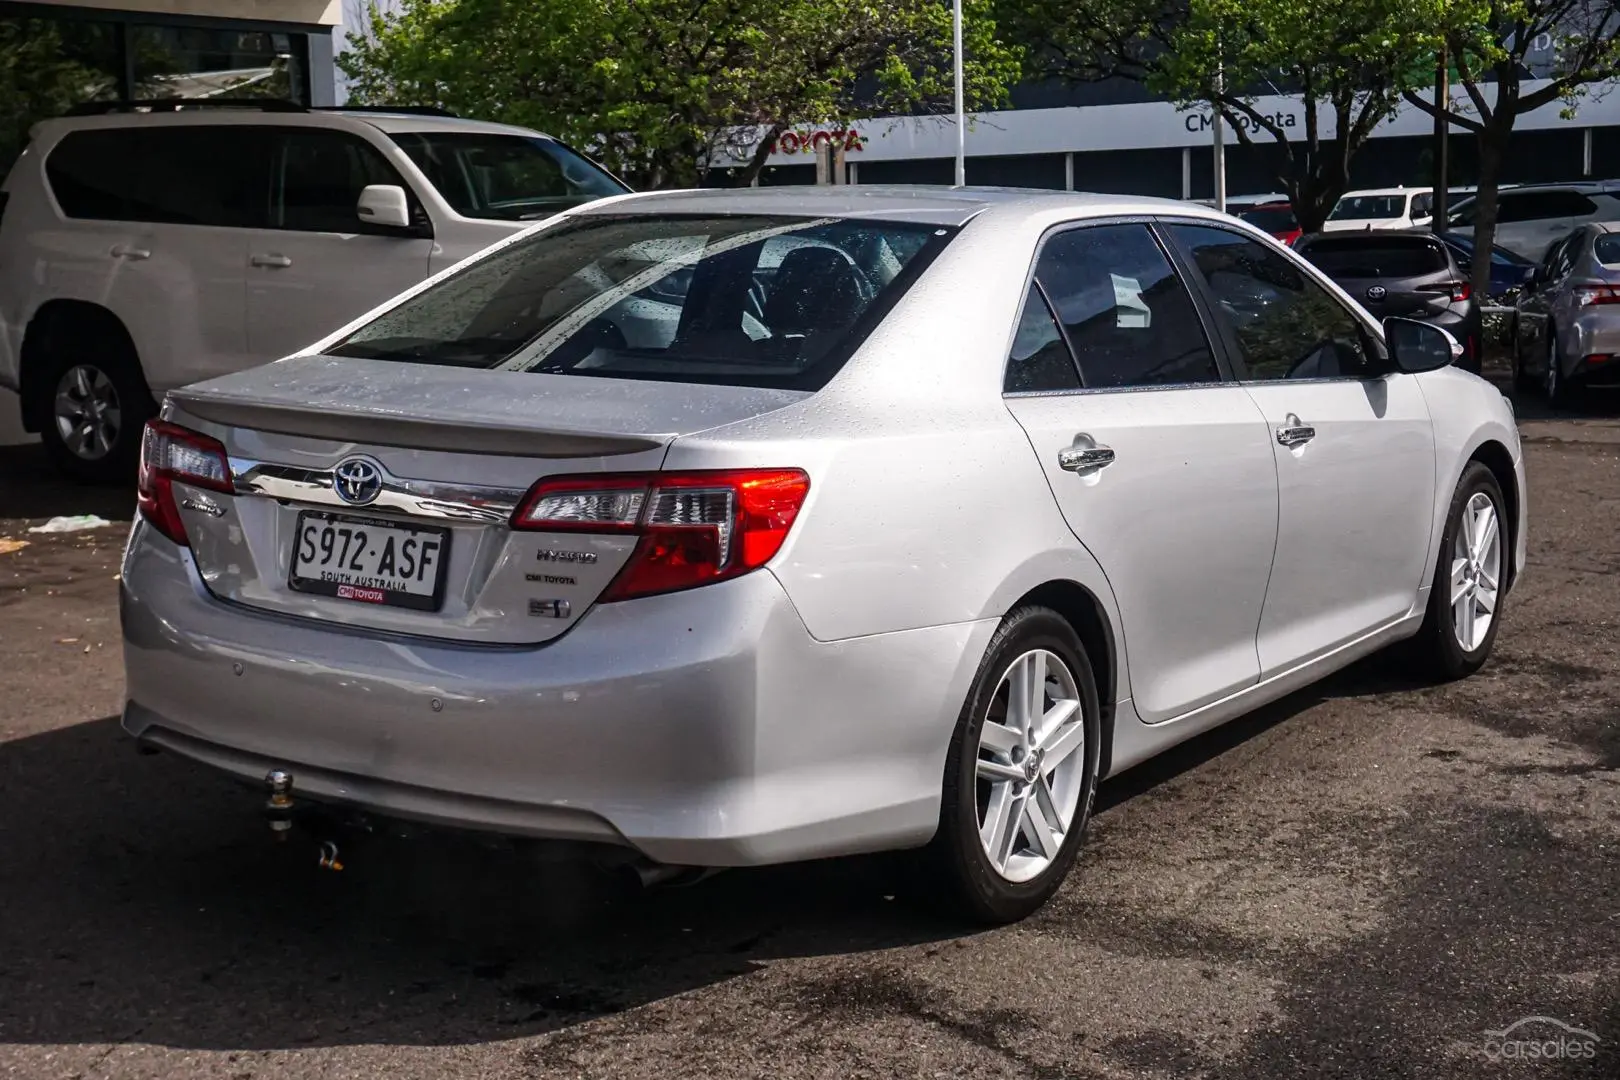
[1006,0,1442,228]
[0,19,117,171]
[340,0,1021,188]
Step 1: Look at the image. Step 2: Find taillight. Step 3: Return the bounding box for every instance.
[510,469,810,601]
[136,420,232,546]
[1575,285,1620,306]
[1449,281,1472,302]
[1586,353,1613,366]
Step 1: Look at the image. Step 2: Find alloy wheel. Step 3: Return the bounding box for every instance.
[1450,492,1502,652]
[974,649,1087,883]
[52,364,122,461]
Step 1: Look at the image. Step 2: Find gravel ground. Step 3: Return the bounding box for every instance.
[1,381,1617,1080]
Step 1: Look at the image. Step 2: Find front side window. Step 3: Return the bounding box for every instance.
[329,214,954,391]
[273,129,414,233]
[1031,223,1218,389]
[390,132,627,221]
[47,126,265,227]
[1168,224,1374,381]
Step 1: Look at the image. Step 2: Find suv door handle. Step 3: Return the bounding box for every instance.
[1057,445,1116,472]
[250,253,293,269]
[109,244,150,260]
[1276,413,1316,448]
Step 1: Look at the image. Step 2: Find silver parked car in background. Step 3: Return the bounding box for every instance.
[121,187,1527,923]
[1511,222,1620,404]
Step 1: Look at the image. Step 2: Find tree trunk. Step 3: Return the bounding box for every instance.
[731,124,786,188]
[1469,126,1507,304]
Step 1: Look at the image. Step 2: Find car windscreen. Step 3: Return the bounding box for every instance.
[1328,195,1405,221]
[1595,234,1620,266]
[1240,207,1296,231]
[1299,238,1448,277]
[390,132,627,220]
[327,213,956,390]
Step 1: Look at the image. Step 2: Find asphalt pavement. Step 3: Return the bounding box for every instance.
[1,381,1617,1079]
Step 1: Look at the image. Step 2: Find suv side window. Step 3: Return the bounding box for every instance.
[272,129,417,234]
[1501,191,1599,223]
[1167,223,1375,381]
[1029,223,1219,389]
[47,127,266,227]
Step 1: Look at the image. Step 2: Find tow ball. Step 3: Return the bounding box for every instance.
[263,769,345,872]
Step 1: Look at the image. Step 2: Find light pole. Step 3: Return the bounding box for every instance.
[1212,57,1226,212]
[953,0,965,187]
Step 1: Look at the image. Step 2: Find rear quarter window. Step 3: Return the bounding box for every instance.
[46,127,266,226]
[1594,234,1620,266]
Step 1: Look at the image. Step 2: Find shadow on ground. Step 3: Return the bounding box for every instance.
[0,444,134,523]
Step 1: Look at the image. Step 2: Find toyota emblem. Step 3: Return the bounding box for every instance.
[332,456,384,506]
[1366,285,1387,301]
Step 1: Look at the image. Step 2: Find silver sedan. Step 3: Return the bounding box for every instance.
[1511,221,1620,404]
[121,187,1527,923]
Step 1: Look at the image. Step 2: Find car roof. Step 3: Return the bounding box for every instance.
[1338,187,1431,197]
[1298,228,1446,246]
[569,184,1227,228]
[31,107,554,142]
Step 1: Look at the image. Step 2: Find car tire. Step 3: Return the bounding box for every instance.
[1545,329,1573,408]
[31,336,154,485]
[1403,462,1508,682]
[928,606,1101,925]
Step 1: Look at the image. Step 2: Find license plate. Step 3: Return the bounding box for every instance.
[288,510,450,611]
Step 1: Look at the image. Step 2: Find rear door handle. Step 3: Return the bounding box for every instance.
[250,253,293,269]
[109,244,150,260]
[1057,445,1115,472]
[1276,413,1316,448]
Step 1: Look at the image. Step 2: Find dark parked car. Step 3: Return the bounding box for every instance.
[1435,232,1537,301]
[1294,230,1482,372]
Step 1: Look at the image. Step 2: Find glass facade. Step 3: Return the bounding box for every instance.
[0,2,328,172]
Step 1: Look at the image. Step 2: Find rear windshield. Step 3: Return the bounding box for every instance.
[328,213,955,390]
[1240,207,1296,231]
[1328,195,1406,221]
[1595,234,1620,266]
[1300,238,1448,277]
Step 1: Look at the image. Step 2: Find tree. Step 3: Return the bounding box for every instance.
[340,0,1020,189]
[1402,1,1620,298]
[1006,0,1441,230]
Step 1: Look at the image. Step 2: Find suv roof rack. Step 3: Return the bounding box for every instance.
[312,104,459,118]
[65,98,308,116]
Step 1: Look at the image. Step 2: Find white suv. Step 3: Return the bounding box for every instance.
[0,102,629,481]
[1447,182,1620,261]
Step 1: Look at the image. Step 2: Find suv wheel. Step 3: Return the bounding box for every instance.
[32,339,154,484]
[929,606,1101,924]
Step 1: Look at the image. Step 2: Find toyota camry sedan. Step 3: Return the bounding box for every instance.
[121,186,1526,923]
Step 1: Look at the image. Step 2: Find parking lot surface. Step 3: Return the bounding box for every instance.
[2,386,1618,1080]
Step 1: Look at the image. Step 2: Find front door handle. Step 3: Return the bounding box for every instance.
[1276,413,1316,448]
[109,244,151,260]
[250,253,293,269]
[1058,445,1116,472]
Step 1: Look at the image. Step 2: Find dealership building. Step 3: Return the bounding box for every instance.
[728,72,1620,199]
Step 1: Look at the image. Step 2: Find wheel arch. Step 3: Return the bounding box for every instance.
[18,300,146,433]
[1467,438,1520,593]
[1007,579,1120,779]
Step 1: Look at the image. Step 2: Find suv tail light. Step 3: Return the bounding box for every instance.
[1448,281,1472,302]
[511,469,810,601]
[137,420,232,546]
[1575,285,1620,306]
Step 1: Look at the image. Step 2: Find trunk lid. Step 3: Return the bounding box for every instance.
[1329,272,1457,319]
[164,354,807,644]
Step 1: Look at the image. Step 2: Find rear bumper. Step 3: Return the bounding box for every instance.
[1560,315,1620,387]
[121,522,994,867]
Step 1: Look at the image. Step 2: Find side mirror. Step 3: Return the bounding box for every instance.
[1383,317,1462,373]
[357,184,411,229]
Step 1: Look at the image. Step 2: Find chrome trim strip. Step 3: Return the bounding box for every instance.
[230,458,524,523]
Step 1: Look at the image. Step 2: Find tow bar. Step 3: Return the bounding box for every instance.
[263,769,345,872]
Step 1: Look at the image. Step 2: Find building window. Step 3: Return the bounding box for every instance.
[131,25,308,104]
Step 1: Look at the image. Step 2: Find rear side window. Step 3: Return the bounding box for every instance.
[1499,191,1598,223]
[1299,238,1448,277]
[328,214,954,391]
[273,129,417,233]
[1030,223,1218,389]
[1594,234,1620,266]
[1240,207,1296,232]
[46,127,266,226]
